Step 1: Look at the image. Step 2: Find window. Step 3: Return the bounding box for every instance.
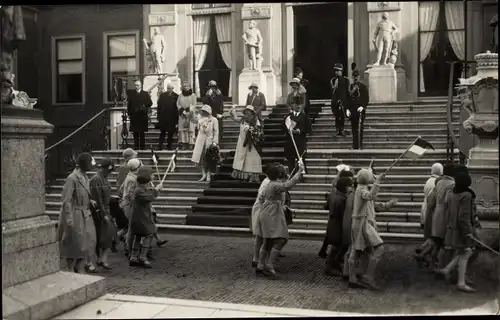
[192,4,231,10]
[52,35,85,104]
[103,31,139,103]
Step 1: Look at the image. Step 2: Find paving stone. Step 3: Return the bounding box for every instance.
[61,234,500,315]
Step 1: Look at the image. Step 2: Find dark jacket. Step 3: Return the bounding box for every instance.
[283,111,311,158]
[326,190,348,246]
[348,81,369,112]
[127,90,153,133]
[245,92,267,119]
[157,91,179,131]
[202,91,224,116]
[129,185,159,237]
[444,189,479,250]
[89,174,115,249]
[330,75,350,111]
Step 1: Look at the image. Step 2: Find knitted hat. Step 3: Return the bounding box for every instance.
[208,80,217,87]
[352,69,360,77]
[137,166,153,184]
[127,158,142,171]
[357,168,374,185]
[443,163,455,177]
[200,104,212,115]
[431,162,444,175]
[453,171,472,193]
[76,153,93,171]
[243,105,256,114]
[122,148,137,160]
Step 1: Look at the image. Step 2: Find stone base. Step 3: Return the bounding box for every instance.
[468,147,499,166]
[262,68,277,105]
[238,69,267,106]
[395,65,407,101]
[365,65,397,103]
[2,271,106,320]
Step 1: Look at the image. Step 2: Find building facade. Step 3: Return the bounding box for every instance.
[14,2,497,127]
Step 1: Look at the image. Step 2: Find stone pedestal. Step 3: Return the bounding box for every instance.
[365,65,397,103]
[238,69,267,106]
[395,64,407,101]
[1,106,106,320]
[262,68,277,105]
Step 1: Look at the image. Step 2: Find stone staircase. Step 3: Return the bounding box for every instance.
[45,98,473,242]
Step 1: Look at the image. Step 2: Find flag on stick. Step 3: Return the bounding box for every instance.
[403,137,435,160]
[151,148,160,165]
[160,148,179,185]
[285,116,297,131]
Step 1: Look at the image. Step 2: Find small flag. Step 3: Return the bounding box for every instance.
[404,137,435,159]
[169,149,178,173]
[285,116,297,131]
[151,148,159,165]
[91,157,96,166]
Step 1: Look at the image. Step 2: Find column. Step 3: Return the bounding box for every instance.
[283,3,294,103]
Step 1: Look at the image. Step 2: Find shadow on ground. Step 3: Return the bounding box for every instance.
[62,234,500,315]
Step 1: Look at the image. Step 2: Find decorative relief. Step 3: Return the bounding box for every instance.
[188,5,233,16]
[367,2,400,12]
[242,4,272,20]
[473,175,499,208]
[148,12,176,26]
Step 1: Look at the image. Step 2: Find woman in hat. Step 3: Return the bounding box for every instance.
[286,78,307,113]
[191,104,219,182]
[89,158,117,270]
[58,152,98,273]
[119,158,142,256]
[294,68,311,116]
[229,105,263,182]
[177,81,197,150]
[245,83,267,123]
[254,161,304,279]
[202,80,225,141]
[129,166,163,268]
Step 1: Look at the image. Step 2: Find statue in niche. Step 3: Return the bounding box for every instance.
[0,6,26,106]
[372,12,398,66]
[143,27,166,74]
[242,20,263,71]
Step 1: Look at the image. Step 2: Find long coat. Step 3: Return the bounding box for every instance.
[427,175,455,240]
[330,76,350,113]
[89,174,116,250]
[130,185,159,237]
[177,92,197,133]
[286,85,307,112]
[232,117,262,175]
[283,111,311,159]
[202,91,224,116]
[251,177,271,236]
[444,189,478,250]
[326,190,348,246]
[57,169,96,260]
[118,171,138,219]
[157,91,179,132]
[347,82,369,112]
[351,184,383,251]
[127,90,153,133]
[245,92,267,121]
[191,116,219,165]
[420,175,439,227]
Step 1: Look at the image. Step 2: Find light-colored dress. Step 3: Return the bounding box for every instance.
[177,93,197,145]
[254,174,301,239]
[58,169,97,260]
[230,111,263,182]
[251,178,271,235]
[351,184,383,251]
[191,116,219,166]
[420,174,438,226]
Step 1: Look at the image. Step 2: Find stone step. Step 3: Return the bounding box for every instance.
[292,209,420,223]
[289,191,424,202]
[46,185,204,198]
[48,177,208,189]
[289,219,422,234]
[294,183,426,193]
[302,174,432,184]
[311,115,460,123]
[290,199,422,211]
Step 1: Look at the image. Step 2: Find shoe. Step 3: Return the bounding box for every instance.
[97,261,112,270]
[348,281,368,289]
[198,175,207,182]
[262,268,279,279]
[341,275,349,282]
[359,276,381,291]
[156,240,168,247]
[318,250,328,259]
[84,265,98,274]
[124,250,130,258]
[139,259,153,269]
[324,268,343,277]
[457,284,476,293]
[129,257,141,267]
[252,261,258,268]
[111,242,118,253]
[147,252,155,261]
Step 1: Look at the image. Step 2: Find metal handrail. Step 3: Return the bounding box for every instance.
[44,75,168,153]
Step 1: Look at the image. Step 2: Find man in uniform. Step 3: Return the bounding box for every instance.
[346,69,369,150]
[329,63,350,137]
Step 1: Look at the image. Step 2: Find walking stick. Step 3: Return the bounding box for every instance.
[358,111,362,149]
[467,234,500,256]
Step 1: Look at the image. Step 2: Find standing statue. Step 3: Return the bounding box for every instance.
[1,6,26,106]
[143,27,165,74]
[372,12,398,66]
[242,20,263,71]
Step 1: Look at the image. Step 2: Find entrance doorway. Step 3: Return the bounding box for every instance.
[293,3,348,100]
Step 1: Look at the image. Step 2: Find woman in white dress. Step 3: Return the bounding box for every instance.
[229,105,264,182]
[191,104,219,182]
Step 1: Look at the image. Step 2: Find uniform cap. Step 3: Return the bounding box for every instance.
[334,63,343,70]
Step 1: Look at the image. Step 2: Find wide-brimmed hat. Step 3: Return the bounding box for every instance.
[99,158,115,171]
[334,63,343,71]
[243,105,256,114]
[200,104,212,115]
[122,148,138,160]
[289,78,301,86]
[248,83,259,90]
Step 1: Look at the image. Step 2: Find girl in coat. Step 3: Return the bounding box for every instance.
[191,104,219,182]
[129,166,163,268]
[348,168,386,290]
[254,161,304,279]
[177,81,197,150]
[324,176,353,277]
[58,153,97,273]
[434,172,479,293]
[229,105,264,182]
[89,158,116,270]
[286,78,307,113]
[119,158,142,257]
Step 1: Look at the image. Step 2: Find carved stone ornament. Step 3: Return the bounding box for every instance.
[242,4,272,20]
[367,2,400,12]
[148,12,176,26]
[472,175,499,208]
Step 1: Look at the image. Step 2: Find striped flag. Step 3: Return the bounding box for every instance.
[151,148,159,165]
[403,137,435,159]
[169,149,178,173]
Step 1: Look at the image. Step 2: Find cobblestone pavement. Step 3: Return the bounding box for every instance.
[64,234,500,315]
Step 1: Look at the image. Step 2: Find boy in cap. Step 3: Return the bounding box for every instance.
[329,63,350,137]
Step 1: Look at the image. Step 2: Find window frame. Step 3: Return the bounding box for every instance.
[102,30,140,104]
[51,34,86,106]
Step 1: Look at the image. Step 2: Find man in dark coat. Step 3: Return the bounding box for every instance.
[128,79,153,150]
[157,83,179,150]
[347,69,369,150]
[329,63,350,136]
[283,99,311,175]
[202,80,225,142]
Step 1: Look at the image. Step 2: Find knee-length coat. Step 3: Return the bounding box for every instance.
[130,184,159,237]
[89,174,116,250]
[230,112,263,176]
[177,92,197,132]
[57,169,97,259]
[427,175,455,240]
[444,188,478,250]
[420,175,439,227]
[127,90,153,133]
[157,91,179,132]
[325,190,348,246]
[191,116,219,165]
[251,178,271,235]
[350,184,383,251]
